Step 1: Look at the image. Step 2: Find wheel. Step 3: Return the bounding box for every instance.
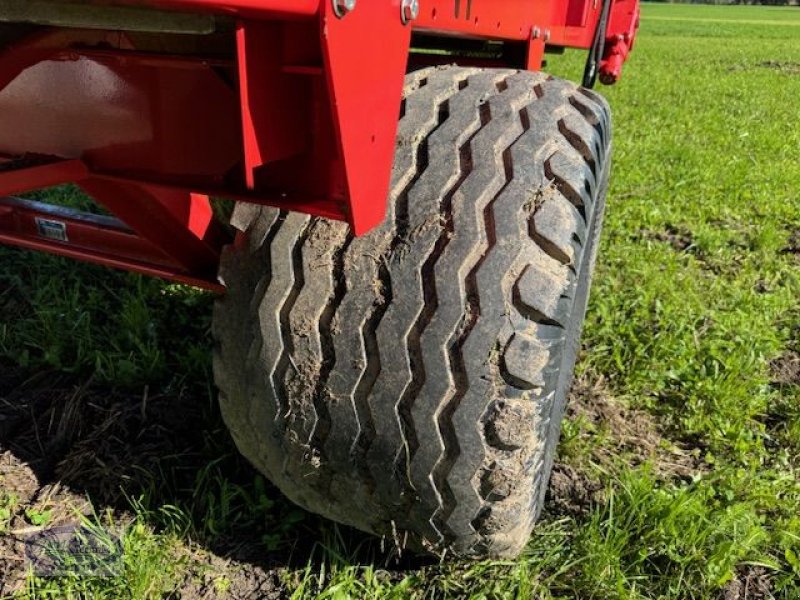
[212,65,611,559]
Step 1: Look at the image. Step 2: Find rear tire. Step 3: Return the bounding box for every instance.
[212,66,611,558]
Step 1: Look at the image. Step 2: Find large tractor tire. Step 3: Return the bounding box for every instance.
[213,66,611,558]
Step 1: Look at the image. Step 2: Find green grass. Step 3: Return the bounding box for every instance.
[1,3,799,598]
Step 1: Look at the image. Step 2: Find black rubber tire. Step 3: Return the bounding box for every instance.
[212,65,611,559]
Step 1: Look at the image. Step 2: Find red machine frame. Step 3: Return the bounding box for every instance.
[0,0,639,291]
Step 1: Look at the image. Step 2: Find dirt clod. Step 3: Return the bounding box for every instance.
[781,229,800,257]
[720,565,774,600]
[546,463,605,517]
[646,224,694,252]
[771,351,800,387]
[485,400,537,451]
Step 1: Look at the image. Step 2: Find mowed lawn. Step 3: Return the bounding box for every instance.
[1,3,799,599]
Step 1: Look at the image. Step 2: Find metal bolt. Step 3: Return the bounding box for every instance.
[401,0,420,24]
[544,29,551,42]
[333,0,356,18]
[531,26,541,39]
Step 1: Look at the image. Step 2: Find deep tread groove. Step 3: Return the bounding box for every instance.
[399,88,481,536]
[272,219,314,430]
[427,84,511,538]
[518,107,531,132]
[529,216,571,266]
[350,260,393,481]
[545,158,587,222]
[368,71,481,524]
[558,119,596,173]
[308,234,354,448]
[569,96,600,126]
[479,103,491,126]
[249,210,288,315]
[392,92,458,491]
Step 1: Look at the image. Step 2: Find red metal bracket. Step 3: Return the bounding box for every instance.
[321,1,412,234]
[0,195,224,291]
[0,158,225,288]
[0,159,88,197]
[79,178,224,279]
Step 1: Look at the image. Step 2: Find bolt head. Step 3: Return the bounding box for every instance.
[333,0,356,17]
[532,26,541,39]
[402,0,420,24]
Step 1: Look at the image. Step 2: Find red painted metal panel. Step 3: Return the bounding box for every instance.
[0,160,88,196]
[321,0,411,234]
[415,0,559,43]
[0,39,241,187]
[565,0,591,28]
[237,20,311,190]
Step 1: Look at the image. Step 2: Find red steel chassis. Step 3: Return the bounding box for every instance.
[0,0,638,291]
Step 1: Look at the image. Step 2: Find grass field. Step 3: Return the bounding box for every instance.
[1,3,799,598]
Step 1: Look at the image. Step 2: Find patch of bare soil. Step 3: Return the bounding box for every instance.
[546,463,605,518]
[0,368,428,596]
[644,224,694,252]
[720,566,774,600]
[781,229,800,258]
[0,454,93,595]
[758,60,800,76]
[546,375,706,518]
[763,350,800,458]
[176,550,287,600]
[569,375,705,479]
[0,372,290,597]
[770,351,800,387]
[641,225,750,276]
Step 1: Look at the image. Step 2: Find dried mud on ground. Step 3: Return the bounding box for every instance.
[546,375,707,519]
[644,224,695,253]
[758,61,800,76]
[771,351,800,387]
[0,367,709,597]
[782,229,800,258]
[720,566,774,600]
[0,364,285,599]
